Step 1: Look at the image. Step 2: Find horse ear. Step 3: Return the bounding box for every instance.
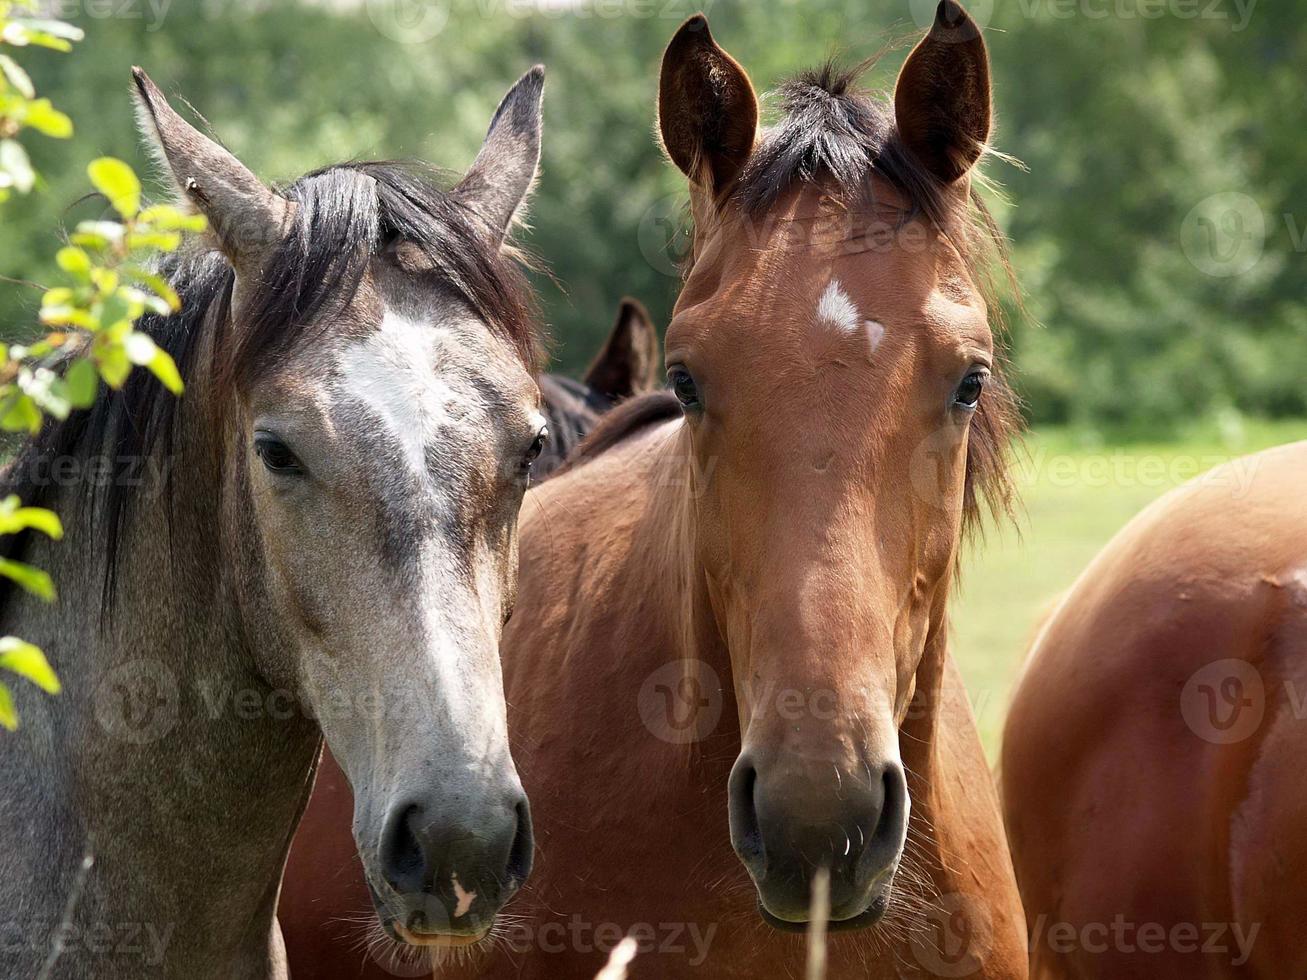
[131,68,292,273]
[584,298,661,402]
[894,0,992,184]
[454,66,545,244]
[658,15,758,194]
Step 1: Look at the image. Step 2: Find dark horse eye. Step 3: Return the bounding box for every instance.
[668,367,700,410]
[254,434,302,474]
[523,426,548,468]
[954,369,989,410]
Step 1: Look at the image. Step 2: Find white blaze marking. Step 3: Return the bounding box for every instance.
[816,279,886,354]
[337,310,456,477]
[451,873,477,918]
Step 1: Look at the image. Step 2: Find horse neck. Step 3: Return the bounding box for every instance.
[0,319,319,974]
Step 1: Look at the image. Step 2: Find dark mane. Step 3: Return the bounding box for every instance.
[551,391,681,479]
[0,160,543,613]
[732,61,1022,534]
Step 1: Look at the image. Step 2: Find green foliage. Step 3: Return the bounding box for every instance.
[0,0,78,203]
[0,0,1291,435]
[0,2,199,729]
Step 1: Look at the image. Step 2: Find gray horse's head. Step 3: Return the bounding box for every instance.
[133,67,547,945]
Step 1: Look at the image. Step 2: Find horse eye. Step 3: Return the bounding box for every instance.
[254,434,302,474]
[954,369,988,410]
[668,367,700,410]
[523,426,548,468]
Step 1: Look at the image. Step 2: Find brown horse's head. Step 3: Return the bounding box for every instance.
[658,1,1015,930]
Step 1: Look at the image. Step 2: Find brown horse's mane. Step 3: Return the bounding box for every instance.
[550,390,681,479]
[0,161,543,619]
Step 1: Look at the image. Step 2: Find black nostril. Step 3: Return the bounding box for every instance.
[504,798,534,891]
[728,759,764,871]
[380,803,428,895]
[863,763,908,870]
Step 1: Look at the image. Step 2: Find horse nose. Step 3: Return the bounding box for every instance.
[378,787,533,935]
[728,753,908,924]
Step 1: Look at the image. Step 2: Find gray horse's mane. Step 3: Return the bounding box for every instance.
[0,160,542,617]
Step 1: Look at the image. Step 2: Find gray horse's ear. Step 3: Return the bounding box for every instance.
[131,67,293,272]
[894,0,992,184]
[583,298,661,402]
[454,66,545,243]
[658,14,758,194]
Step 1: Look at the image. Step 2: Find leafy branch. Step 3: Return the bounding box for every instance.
[0,0,202,728]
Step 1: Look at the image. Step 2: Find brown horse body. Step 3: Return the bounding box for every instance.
[282,3,1029,976]
[1002,441,1307,979]
[443,411,1027,978]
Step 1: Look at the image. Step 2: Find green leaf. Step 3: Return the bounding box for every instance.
[88,157,140,219]
[0,53,35,98]
[55,245,91,280]
[0,637,60,694]
[0,496,63,539]
[0,682,15,731]
[64,358,98,408]
[0,392,41,434]
[122,333,182,394]
[0,558,55,601]
[125,230,181,252]
[95,344,130,388]
[123,267,181,312]
[17,366,70,420]
[150,347,183,394]
[139,205,207,233]
[9,17,84,41]
[0,138,34,194]
[20,98,72,138]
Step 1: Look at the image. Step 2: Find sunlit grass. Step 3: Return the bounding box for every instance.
[953,417,1305,758]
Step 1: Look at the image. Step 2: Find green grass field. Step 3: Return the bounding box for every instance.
[952,418,1305,757]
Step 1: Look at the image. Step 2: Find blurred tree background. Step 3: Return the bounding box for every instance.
[2,0,1303,435]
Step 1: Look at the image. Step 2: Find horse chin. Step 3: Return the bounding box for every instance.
[388,920,491,949]
[756,888,892,934]
[366,881,494,949]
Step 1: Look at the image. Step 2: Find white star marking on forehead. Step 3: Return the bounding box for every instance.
[816,279,859,334]
[816,279,886,354]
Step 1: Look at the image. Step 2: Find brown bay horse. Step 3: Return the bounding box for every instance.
[279,298,660,978]
[1002,441,1307,978]
[281,3,1028,977]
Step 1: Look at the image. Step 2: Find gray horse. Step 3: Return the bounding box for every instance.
[0,65,548,979]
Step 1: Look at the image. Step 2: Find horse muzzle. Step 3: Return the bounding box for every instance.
[366,780,534,944]
[727,751,909,928]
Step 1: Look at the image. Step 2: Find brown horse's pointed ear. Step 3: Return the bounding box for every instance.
[894,0,992,184]
[658,15,758,195]
[584,298,661,402]
[454,66,545,245]
[131,67,293,273]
